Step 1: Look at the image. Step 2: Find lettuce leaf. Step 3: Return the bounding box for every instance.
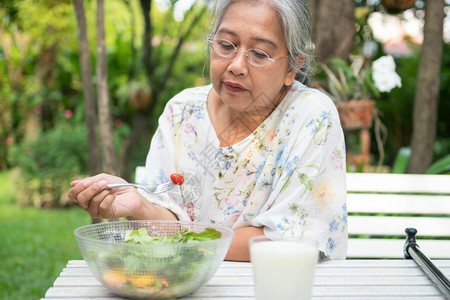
[124,227,221,244]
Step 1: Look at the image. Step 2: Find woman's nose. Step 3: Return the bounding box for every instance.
[228,49,248,75]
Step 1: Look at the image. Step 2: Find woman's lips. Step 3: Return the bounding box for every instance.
[224,81,247,92]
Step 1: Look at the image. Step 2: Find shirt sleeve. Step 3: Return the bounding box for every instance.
[249,91,348,260]
[140,96,191,221]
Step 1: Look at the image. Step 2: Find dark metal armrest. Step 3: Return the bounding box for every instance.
[404,228,450,299]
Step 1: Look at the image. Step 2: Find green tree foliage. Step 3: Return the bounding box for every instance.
[8,123,89,207]
[1,0,211,206]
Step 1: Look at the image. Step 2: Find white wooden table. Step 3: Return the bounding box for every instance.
[42,259,450,299]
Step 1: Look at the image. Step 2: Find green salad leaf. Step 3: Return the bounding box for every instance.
[124,227,154,244]
[124,227,221,244]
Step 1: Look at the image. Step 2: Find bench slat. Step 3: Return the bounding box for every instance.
[348,216,450,236]
[346,173,450,194]
[348,238,450,259]
[347,193,450,214]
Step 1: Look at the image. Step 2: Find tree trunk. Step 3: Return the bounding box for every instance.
[96,0,118,174]
[72,0,100,175]
[115,0,153,181]
[118,112,151,181]
[407,0,444,174]
[37,44,57,131]
[140,0,153,81]
[309,0,355,64]
[123,0,138,81]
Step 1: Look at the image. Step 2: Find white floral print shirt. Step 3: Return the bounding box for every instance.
[142,81,348,259]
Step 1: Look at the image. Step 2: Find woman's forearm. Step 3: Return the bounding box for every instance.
[225,226,265,261]
[127,196,179,220]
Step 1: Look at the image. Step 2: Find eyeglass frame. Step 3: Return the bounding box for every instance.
[207,36,289,68]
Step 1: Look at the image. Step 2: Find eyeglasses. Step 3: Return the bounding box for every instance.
[208,38,288,68]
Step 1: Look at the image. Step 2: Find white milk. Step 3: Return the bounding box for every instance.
[250,240,318,300]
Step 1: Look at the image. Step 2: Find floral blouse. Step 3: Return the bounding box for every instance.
[142,81,348,259]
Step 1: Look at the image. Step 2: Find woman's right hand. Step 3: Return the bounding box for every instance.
[68,173,145,219]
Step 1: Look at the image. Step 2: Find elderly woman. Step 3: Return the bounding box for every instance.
[68,0,347,261]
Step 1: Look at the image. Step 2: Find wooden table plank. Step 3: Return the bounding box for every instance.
[67,259,450,268]
[59,265,450,278]
[54,275,448,287]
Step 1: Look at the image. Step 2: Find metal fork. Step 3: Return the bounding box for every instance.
[105,181,176,194]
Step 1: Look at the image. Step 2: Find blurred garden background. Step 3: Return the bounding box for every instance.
[1,0,449,299]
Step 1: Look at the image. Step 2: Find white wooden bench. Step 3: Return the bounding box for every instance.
[346,173,450,259]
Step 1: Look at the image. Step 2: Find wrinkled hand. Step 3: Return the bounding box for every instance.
[68,173,144,219]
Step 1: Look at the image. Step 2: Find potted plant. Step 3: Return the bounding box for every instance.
[321,54,402,169]
[321,54,401,130]
[381,0,416,13]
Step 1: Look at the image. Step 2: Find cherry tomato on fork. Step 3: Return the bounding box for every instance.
[170,173,184,185]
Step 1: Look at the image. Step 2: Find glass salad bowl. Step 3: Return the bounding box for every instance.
[74,220,234,299]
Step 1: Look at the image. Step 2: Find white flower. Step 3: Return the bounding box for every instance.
[372,55,402,93]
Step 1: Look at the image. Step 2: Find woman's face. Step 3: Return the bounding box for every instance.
[209,0,297,115]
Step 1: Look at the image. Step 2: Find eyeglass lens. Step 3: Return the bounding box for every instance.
[211,39,271,67]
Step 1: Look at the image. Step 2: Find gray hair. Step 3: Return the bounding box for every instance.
[209,0,314,85]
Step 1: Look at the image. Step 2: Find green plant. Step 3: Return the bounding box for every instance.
[391,147,411,174]
[425,154,450,175]
[7,124,89,207]
[321,55,402,102]
[387,145,450,174]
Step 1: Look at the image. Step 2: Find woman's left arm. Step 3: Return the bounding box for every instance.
[225,226,265,261]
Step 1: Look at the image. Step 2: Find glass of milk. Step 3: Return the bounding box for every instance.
[249,236,319,300]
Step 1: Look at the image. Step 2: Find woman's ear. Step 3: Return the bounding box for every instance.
[284,55,304,86]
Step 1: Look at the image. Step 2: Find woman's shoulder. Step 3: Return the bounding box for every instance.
[168,84,212,106]
[160,84,212,122]
[290,81,336,107]
[287,81,339,115]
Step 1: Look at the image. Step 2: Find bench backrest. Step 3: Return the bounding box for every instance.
[346,173,450,259]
